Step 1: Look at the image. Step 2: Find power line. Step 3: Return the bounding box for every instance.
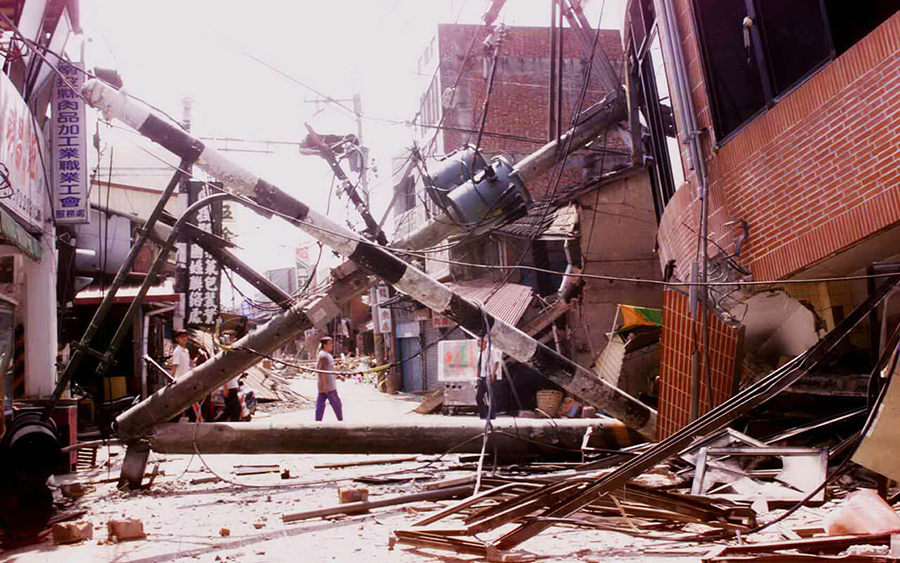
[115,135,900,290]
[12,22,888,294]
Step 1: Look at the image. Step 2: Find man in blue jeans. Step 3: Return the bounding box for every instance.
[315,336,343,421]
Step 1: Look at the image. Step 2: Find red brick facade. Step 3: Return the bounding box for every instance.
[657,9,900,282]
[425,24,627,200]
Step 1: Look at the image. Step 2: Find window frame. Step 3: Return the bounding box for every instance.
[630,19,684,223]
[689,0,837,145]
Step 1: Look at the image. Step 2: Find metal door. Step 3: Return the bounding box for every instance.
[398,336,423,392]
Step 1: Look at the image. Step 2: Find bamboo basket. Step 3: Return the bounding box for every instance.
[536,390,563,415]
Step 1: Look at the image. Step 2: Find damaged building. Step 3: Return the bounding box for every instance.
[6,0,900,561]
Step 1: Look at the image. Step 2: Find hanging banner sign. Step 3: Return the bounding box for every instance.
[0,71,45,232]
[51,62,89,225]
[185,181,223,327]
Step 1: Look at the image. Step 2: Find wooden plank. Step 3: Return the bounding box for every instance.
[521,300,571,337]
[281,485,473,523]
[714,533,891,555]
[413,483,521,527]
[314,456,418,469]
[413,389,443,414]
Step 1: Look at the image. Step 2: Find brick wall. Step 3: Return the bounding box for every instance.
[657,8,900,282]
[434,24,629,200]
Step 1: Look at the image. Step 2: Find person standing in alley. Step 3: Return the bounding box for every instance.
[171,329,192,379]
[171,328,200,422]
[475,337,501,420]
[215,375,243,422]
[315,336,343,421]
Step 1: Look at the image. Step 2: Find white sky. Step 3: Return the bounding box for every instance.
[78,0,625,306]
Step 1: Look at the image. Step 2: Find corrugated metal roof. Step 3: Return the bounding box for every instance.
[498,202,578,240]
[446,278,534,327]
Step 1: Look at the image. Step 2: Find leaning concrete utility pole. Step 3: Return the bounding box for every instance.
[82,79,654,445]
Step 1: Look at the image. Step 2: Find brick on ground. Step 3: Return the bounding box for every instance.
[107,518,146,541]
[52,521,93,544]
[338,486,369,504]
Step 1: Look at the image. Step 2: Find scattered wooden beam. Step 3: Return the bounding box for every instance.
[282,485,473,523]
[707,533,891,557]
[314,456,418,470]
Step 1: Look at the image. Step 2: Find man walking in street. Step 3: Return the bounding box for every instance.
[315,336,343,421]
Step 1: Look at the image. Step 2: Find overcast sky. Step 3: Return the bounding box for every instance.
[78,0,625,306]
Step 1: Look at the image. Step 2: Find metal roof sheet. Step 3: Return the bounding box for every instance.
[498,202,578,240]
[446,278,534,327]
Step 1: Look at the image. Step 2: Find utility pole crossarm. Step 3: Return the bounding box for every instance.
[83,80,656,440]
[303,123,387,245]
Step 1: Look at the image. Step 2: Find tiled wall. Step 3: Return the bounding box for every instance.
[657,289,744,439]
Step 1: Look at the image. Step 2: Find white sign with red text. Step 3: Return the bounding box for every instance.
[0,71,46,230]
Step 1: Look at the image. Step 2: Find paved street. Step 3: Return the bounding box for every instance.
[2,378,708,563]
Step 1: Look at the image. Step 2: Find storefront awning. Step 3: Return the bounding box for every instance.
[0,208,41,260]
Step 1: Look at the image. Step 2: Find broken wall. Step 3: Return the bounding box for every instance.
[570,171,662,372]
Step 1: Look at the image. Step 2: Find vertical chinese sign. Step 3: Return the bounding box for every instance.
[51,62,89,224]
[185,181,223,327]
[371,283,392,334]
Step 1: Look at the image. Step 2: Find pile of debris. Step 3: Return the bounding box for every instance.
[192,331,310,406]
[378,277,900,560]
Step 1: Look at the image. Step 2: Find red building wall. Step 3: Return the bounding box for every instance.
[657,9,900,282]
[433,24,628,200]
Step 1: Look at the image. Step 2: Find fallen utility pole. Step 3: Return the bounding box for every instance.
[82,80,655,443]
[43,159,192,421]
[147,418,641,456]
[98,203,296,310]
[303,124,387,245]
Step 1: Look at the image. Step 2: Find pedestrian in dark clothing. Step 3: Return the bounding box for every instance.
[315,336,343,421]
[215,376,242,422]
[475,337,501,420]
